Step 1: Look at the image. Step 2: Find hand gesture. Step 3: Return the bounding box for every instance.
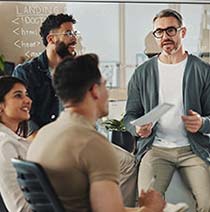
[139,189,166,212]
[136,123,153,138]
[182,110,203,133]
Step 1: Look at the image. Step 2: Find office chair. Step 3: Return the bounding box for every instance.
[11,158,65,212]
[0,194,8,212]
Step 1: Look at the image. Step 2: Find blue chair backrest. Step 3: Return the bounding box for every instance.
[0,194,8,212]
[11,158,65,212]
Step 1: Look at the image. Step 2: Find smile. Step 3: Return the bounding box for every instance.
[21,107,30,112]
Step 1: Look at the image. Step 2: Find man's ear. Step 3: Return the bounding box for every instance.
[46,34,56,45]
[181,26,187,38]
[89,84,100,100]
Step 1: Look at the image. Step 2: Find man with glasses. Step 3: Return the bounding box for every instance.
[153,26,183,39]
[124,9,210,211]
[13,14,78,138]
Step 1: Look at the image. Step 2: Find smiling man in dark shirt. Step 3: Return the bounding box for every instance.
[13,13,78,138]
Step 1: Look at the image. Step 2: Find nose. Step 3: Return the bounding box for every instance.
[24,96,32,105]
[72,34,77,41]
[162,30,170,39]
[68,34,77,44]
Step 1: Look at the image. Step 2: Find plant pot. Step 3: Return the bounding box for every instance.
[108,130,135,153]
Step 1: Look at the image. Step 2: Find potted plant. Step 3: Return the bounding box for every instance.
[102,118,136,153]
[0,54,5,76]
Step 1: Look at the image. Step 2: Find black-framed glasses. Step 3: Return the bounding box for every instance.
[153,26,182,39]
[51,30,80,37]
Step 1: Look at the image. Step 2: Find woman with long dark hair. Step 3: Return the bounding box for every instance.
[0,76,32,212]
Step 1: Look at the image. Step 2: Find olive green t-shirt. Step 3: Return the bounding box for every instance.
[27,110,119,212]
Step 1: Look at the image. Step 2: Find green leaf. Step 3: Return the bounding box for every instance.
[102,117,126,131]
[0,54,5,74]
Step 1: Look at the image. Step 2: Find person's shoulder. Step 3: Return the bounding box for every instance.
[78,128,112,153]
[0,131,10,146]
[89,129,110,143]
[0,132,19,162]
[87,131,116,155]
[14,56,39,71]
[83,130,119,162]
[135,56,157,74]
[0,125,17,143]
[14,51,47,74]
[128,56,157,84]
[188,54,210,68]
[13,58,38,79]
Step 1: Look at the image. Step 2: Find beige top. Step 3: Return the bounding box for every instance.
[27,109,119,212]
[0,123,31,212]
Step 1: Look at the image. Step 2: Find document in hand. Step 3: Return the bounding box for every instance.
[130,103,174,126]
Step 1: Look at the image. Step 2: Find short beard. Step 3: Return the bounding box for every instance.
[55,41,76,59]
[163,46,178,56]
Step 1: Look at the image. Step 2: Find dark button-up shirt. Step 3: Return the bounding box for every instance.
[13,51,60,134]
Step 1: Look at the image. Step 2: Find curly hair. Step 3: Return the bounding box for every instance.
[40,13,76,46]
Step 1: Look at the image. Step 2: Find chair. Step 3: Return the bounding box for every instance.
[11,158,65,212]
[0,194,8,212]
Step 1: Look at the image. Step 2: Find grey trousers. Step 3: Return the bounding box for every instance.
[138,146,210,212]
[113,144,138,207]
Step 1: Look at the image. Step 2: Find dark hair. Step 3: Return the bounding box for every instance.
[0,76,28,137]
[153,9,183,27]
[53,54,101,104]
[40,13,76,46]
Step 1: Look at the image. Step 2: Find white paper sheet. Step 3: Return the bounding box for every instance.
[130,103,174,126]
[164,202,189,212]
